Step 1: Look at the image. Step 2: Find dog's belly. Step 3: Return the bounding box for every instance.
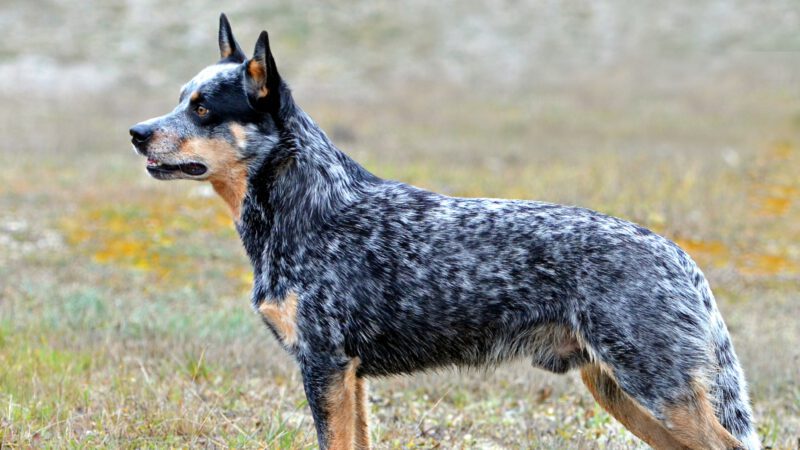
[344,300,583,377]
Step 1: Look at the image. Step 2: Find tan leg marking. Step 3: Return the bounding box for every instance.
[663,382,742,450]
[257,293,298,346]
[581,365,689,449]
[354,377,371,450]
[180,133,249,220]
[325,358,360,450]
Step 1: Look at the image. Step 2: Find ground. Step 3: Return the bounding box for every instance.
[2,134,799,447]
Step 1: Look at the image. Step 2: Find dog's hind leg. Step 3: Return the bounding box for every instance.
[661,381,744,450]
[581,352,744,450]
[302,357,360,450]
[582,364,744,449]
[580,364,688,449]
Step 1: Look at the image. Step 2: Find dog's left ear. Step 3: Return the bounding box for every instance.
[244,30,281,112]
[218,13,246,63]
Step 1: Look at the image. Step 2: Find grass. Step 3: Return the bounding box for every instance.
[2,135,799,448]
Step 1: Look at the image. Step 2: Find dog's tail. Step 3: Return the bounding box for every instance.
[691,265,760,449]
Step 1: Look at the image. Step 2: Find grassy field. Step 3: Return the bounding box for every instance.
[2,132,799,448]
[2,1,800,448]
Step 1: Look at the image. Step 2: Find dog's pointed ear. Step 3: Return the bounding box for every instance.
[218,13,246,63]
[244,30,280,111]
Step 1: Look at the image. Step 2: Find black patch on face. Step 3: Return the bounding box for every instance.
[191,66,264,128]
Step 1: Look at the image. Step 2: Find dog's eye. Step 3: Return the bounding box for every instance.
[195,105,209,117]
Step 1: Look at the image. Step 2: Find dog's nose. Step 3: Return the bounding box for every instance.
[129,123,153,144]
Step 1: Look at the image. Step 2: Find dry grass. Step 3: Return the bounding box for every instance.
[2,136,799,448]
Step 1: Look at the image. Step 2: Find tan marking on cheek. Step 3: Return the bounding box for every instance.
[258,293,299,346]
[325,358,360,450]
[180,137,249,220]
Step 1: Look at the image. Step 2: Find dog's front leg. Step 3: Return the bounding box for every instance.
[354,376,371,450]
[301,358,359,450]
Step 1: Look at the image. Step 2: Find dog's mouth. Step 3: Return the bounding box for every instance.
[146,157,208,179]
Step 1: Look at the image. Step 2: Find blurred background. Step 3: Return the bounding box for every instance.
[1,1,798,447]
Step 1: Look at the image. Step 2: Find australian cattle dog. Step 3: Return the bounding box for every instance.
[129,14,759,450]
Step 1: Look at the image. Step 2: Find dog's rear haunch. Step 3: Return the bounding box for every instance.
[129,14,759,450]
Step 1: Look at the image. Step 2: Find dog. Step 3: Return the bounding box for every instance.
[129,14,760,450]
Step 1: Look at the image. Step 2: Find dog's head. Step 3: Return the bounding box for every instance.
[129,14,281,184]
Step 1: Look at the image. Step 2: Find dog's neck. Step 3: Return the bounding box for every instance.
[237,88,377,303]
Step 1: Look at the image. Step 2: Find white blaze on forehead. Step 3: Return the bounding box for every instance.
[180,63,239,98]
